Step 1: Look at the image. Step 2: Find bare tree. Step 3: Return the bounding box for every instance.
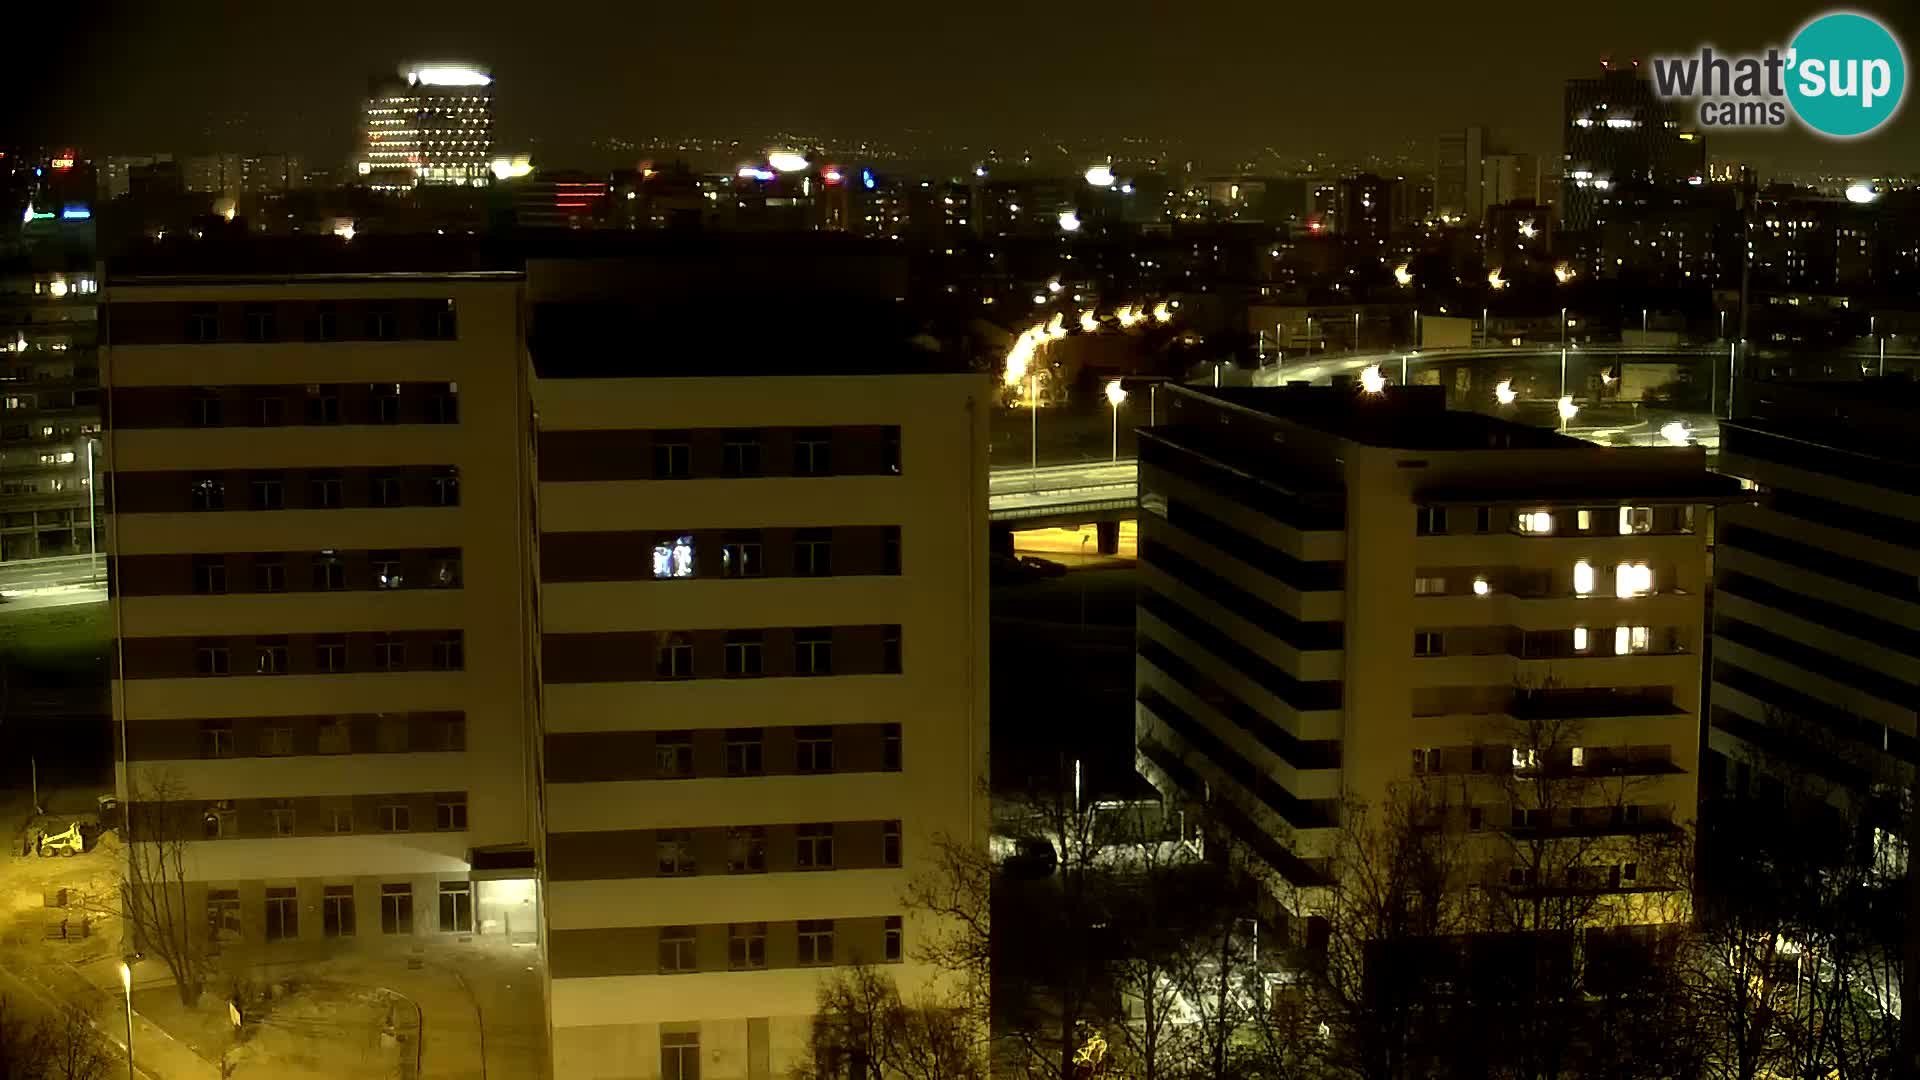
[117,771,212,1006]
[796,965,986,1080]
[0,996,112,1080]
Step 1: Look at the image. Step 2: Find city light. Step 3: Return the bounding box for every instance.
[1554,264,1575,284]
[1846,182,1880,204]
[1084,164,1116,188]
[1393,264,1413,287]
[1151,302,1171,324]
[47,280,67,298]
[1057,210,1082,233]
[1106,379,1128,407]
[821,168,843,185]
[1558,396,1580,421]
[61,206,90,220]
[1488,269,1507,290]
[1495,380,1516,405]
[410,66,492,86]
[1519,220,1538,240]
[334,220,357,241]
[1080,310,1098,333]
[1660,421,1691,445]
[861,169,876,190]
[737,167,775,182]
[1473,577,1490,596]
[1115,305,1141,328]
[767,150,809,173]
[490,156,532,180]
[1046,313,1067,340]
[1359,365,1386,394]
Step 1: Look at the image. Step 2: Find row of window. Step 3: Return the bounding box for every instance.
[538,425,901,483]
[1412,625,1678,659]
[1418,504,1680,537]
[214,880,474,944]
[655,627,897,678]
[112,300,458,345]
[1412,558,1661,599]
[646,528,898,580]
[648,821,901,876]
[180,468,461,511]
[151,383,460,429]
[198,795,467,840]
[654,917,901,973]
[547,724,902,783]
[189,713,465,759]
[122,631,467,678]
[1409,744,1675,777]
[121,549,463,596]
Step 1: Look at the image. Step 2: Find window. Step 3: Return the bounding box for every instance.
[372,384,401,424]
[883,627,902,674]
[883,821,902,867]
[376,715,409,752]
[655,731,694,777]
[254,396,285,426]
[313,553,345,590]
[425,301,457,341]
[370,471,403,507]
[200,720,234,758]
[309,472,343,509]
[729,922,767,969]
[191,393,224,427]
[186,306,219,343]
[371,554,403,589]
[381,883,413,934]
[659,926,697,972]
[1615,625,1651,655]
[1516,510,1554,535]
[883,426,901,474]
[661,1032,700,1080]
[794,429,832,476]
[323,886,355,938]
[653,534,695,579]
[192,555,227,594]
[1512,748,1540,771]
[430,468,459,506]
[1412,747,1440,773]
[882,723,902,771]
[306,307,339,342]
[1577,509,1593,531]
[1615,562,1653,598]
[721,534,763,578]
[318,718,350,754]
[1571,746,1587,768]
[1573,560,1595,597]
[190,473,224,511]
[1514,807,1543,829]
[259,725,293,755]
[267,802,295,836]
[727,826,767,873]
[373,635,405,671]
[429,553,461,588]
[883,526,901,574]
[365,307,398,341]
[254,557,285,592]
[256,639,289,675]
[794,530,832,576]
[797,727,835,772]
[652,434,691,479]
[203,805,237,839]
[1413,576,1446,595]
[248,474,284,511]
[657,829,695,875]
[726,729,763,776]
[795,629,833,675]
[207,889,242,942]
[440,717,466,751]
[1509,866,1539,888]
[195,640,230,676]
[436,797,468,831]
[433,633,464,671]
[798,919,835,965]
[1611,862,1639,888]
[656,633,693,678]
[307,633,346,673]
[884,915,903,962]
[429,383,459,424]
[1413,631,1443,657]
[797,823,835,869]
[722,430,763,476]
[438,881,473,933]
[1476,506,1492,532]
[725,632,763,676]
[305,386,341,425]
[244,306,276,343]
[1573,626,1590,653]
[1416,506,1447,535]
[265,888,298,941]
[379,804,412,832]
[1619,506,1652,535]
[1469,807,1484,831]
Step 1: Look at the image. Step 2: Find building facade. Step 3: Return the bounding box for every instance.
[1134,385,1730,931]
[361,65,496,191]
[0,260,102,561]
[104,265,540,960]
[1562,66,1705,232]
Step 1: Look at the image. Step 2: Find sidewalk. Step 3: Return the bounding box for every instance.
[0,953,219,1080]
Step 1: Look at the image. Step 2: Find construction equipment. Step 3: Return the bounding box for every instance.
[37,823,84,858]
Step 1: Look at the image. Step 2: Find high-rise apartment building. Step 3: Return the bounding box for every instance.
[103,252,541,959]
[1435,125,1485,223]
[1135,384,1732,926]
[1334,173,1395,259]
[1562,65,1705,232]
[526,255,988,1079]
[1708,377,1920,802]
[0,259,103,561]
[1481,151,1540,209]
[361,64,495,191]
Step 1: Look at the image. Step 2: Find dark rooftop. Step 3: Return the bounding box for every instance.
[107,234,520,282]
[1192,384,1583,451]
[1733,375,1920,468]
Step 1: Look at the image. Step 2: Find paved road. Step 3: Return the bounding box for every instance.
[989,461,1138,520]
[0,554,104,594]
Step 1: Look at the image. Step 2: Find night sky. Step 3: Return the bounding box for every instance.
[10,0,1919,174]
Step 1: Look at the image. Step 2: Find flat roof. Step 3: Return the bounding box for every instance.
[1733,376,1920,468]
[107,236,521,283]
[1192,384,1582,451]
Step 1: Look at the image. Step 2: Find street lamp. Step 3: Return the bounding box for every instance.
[86,438,98,586]
[1495,379,1517,406]
[119,961,134,1080]
[1561,306,1568,349]
[1106,379,1128,462]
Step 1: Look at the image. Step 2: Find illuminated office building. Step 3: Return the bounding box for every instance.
[361,64,496,191]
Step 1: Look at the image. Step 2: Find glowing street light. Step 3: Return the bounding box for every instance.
[1046,312,1067,340]
[1494,379,1517,406]
[1660,421,1691,446]
[1558,396,1580,423]
[1084,164,1116,188]
[1846,182,1880,205]
[1115,305,1141,328]
[1106,379,1129,461]
[1554,263,1574,285]
[1488,268,1508,290]
[767,150,810,173]
[1057,210,1082,233]
[120,961,134,1080]
[1393,263,1414,287]
[1151,301,1172,324]
[1519,219,1538,240]
[1359,365,1387,394]
[1079,310,1098,333]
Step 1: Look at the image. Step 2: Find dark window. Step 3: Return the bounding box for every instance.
[200,720,234,757]
[433,633,464,671]
[883,426,901,474]
[253,557,285,593]
[191,393,223,427]
[794,429,832,476]
[883,627,902,674]
[655,731,694,777]
[371,384,401,424]
[657,829,695,875]
[727,826,766,873]
[380,883,413,934]
[190,473,224,511]
[305,386,340,425]
[797,823,834,868]
[365,307,398,340]
[797,918,835,964]
[244,306,276,343]
[729,922,767,969]
[794,529,832,577]
[195,640,229,676]
[430,552,462,588]
[440,716,466,751]
[203,806,236,839]
[436,798,467,831]
[192,555,227,594]
[656,633,693,678]
[309,472,343,508]
[1414,631,1444,657]
[306,307,339,342]
[721,430,763,477]
[250,473,284,511]
[370,471,402,507]
[379,804,411,832]
[653,434,691,480]
[661,1032,700,1080]
[882,526,901,573]
[254,396,285,426]
[1416,507,1448,535]
[318,719,350,754]
[884,915,903,961]
[882,723,902,771]
[722,533,763,578]
[424,300,457,340]
[430,468,460,507]
[266,799,295,831]
[255,638,289,675]
[725,632,763,676]
[323,886,355,938]
[372,554,403,589]
[372,634,405,671]
[313,553,345,590]
[883,821,901,867]
[186,306,219,343]
[797,727,835,772]
[264,888,298,941]
[315,635,347,673]
[1476,506,1492,533]
[726,729,764,776]
[429,383,459,424]
[660,927,698,973]
[795,629,833,675]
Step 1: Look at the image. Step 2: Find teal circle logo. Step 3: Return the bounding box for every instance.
[1787,12,1906,138]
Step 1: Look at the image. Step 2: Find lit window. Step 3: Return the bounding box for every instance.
[1619,506,1653,534]
[1615,562,1653,598]
[1573,626,1589,652]
[1616,625,1651,654]
[1571,746,1586,768]
[1573,560,1595,596]
[1413,576,1447,595]
[1511,748,1539,771]
[652,535,694,579]
[1517,510,1554,535]
[1577,510,1592,531]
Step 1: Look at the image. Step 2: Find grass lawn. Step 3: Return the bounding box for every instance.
[0,602,109,685]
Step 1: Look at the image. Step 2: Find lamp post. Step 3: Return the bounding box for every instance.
[1028,372,1038,491]
[119,961,134,1080]
[1106,380,1128,462]
[1561,306,1568,349]
[1482,306,1489,347]
[1642,307,1649,337]
[1353,310,1361,353]
[86,438,98,586]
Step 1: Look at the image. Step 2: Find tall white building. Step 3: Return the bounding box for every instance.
[361,64,496,191]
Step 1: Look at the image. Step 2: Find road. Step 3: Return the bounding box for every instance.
[0,554,107,612]
[988,461,1138,521]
